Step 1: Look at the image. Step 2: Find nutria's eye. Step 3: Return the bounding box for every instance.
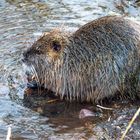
[52,41,61,52]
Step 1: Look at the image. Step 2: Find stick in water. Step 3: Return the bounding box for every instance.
[6,125,11,140]
[120,107,140,140]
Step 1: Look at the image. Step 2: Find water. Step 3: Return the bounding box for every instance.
[0,0,140,139]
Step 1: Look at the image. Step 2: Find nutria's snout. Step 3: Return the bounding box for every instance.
[22,47,42,65]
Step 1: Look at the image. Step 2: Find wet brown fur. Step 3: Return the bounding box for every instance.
[23,16,140,102]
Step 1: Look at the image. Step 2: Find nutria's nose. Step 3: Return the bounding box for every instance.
[22,50,28,63]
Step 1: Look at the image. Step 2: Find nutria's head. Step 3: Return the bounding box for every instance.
[23,30,70,91]
[23,30,68,64]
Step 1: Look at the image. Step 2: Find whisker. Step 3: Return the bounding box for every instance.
[30,64,42,94]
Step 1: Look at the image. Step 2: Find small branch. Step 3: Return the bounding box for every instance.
[97,105,113,110]
[6,125,12,140]
[120,107,140,140]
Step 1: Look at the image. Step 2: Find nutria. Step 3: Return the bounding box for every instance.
[23,16,140,102]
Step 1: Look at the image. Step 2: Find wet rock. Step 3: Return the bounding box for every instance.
[79,109,96,119]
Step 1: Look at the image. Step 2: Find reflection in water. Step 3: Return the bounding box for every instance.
[0,0,140,139]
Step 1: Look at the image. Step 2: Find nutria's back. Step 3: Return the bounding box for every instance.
[23,16,140,102]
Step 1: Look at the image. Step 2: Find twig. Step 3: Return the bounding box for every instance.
[97,105,113,110]
[6,125,12,140]
[120,107,140,140]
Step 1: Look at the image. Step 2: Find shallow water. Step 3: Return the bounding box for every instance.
[0,0,140,139]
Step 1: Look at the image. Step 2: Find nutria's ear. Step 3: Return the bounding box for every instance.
[52,40,61,52]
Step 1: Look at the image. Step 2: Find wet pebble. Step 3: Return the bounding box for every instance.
[79,109,96,119]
